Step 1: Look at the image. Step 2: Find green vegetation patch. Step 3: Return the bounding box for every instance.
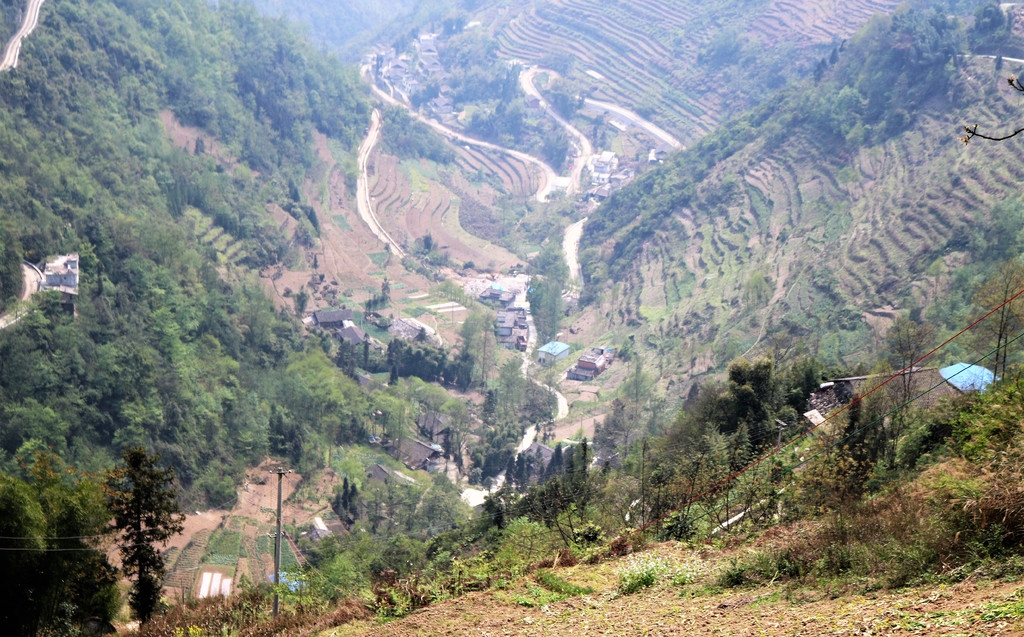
[639,305,670,322]
[331,214,352,231]
[368,252,389,267]
[207,530,243,565]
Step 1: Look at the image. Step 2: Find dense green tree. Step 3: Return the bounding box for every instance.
[0,454,118,635]
[106,447,185,623]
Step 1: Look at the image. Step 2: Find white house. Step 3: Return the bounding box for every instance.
[537,341,570,365]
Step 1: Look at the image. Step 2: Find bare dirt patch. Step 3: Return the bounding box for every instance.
[551,413,603,442]
[159,111,237,170]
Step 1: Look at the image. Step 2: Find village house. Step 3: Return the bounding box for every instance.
[525,442,555,474]
[567,346,613,381]
[305,517,333,543]
[336,324,368,347]
[41,254,79,293]
[429,95,454,115]
[590,151,619,185]
[524,96,542,116]
[313,308,354,329]
[395,438,443,472]
[495,311,516,337]
[366,463,393,484]
[478,283,517,307]
[417,411,450,444]
[389,317,441,345]
[38,254,79,312]
[537,341,570,365]
[808,363,993,416]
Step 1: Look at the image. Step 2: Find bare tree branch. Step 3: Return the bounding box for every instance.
[960,75,1024,144]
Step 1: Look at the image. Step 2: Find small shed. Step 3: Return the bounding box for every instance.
[537,341,570,365]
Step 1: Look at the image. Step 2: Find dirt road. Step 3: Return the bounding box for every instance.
[519,67,592,195]
[583,97,683,150]
[366,76,559,203]
[0,0,46,72]
[0,263,42,330]
[356,109,406,258]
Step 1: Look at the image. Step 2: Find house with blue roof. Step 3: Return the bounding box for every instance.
[537,341,570,365]
[939,363,996,392]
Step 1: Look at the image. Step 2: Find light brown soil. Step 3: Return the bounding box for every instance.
[166,510,225,553]
[333,541,1024,637]
[551,414,603,442]
[159,111,237,171]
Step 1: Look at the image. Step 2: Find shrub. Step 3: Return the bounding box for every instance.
[536,570,593,596]
[618,553,669,594]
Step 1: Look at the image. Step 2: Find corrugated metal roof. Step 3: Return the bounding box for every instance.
[940,363,996,392]
[539,341,570,355]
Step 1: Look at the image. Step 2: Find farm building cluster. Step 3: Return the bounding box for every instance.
[310,308,370,348]
[494,307,529,351]
[566,346,615,381]
[307,307,442,348]
[584,151,638,199]
[371,33,448,107]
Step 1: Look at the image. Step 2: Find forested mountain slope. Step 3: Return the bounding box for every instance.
[578,8,1024,382]
[0,0,371,498]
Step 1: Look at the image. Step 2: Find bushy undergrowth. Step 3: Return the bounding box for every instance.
[714,379,1024,590]
[136,588,370,637]
[618,553,670,594]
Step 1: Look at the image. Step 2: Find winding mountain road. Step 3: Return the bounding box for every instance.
[365,77,560,202]
[0,0,46,72]
[356,108,406,258]
[583,97,683,150]
[519,67,592,195]
[0,263,42,330]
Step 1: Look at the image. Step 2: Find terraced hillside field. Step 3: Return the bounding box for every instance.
[453,144,541,199]
[576,54,1024,382]
[492,0,899,144]
[367,149,520,269]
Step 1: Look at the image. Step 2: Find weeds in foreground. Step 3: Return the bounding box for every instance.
[618,553,670,594]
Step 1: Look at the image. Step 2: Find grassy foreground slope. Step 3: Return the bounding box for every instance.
[578,9,1024,382]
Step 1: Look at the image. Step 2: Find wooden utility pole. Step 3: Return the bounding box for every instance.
[270,467,291,618]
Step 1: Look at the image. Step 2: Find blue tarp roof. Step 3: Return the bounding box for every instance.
[940,363,996,392]
[539,341,570,356]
